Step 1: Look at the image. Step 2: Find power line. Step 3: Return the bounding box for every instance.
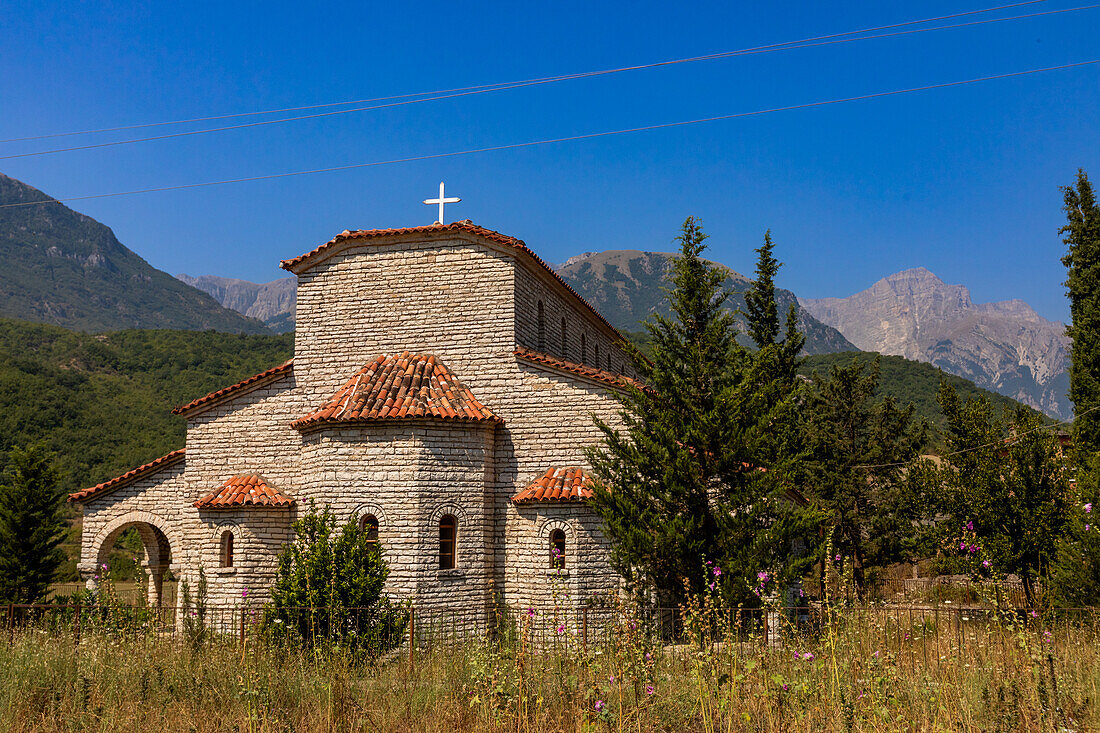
[852,404,1097,470]
[0,0,1082,156]
[2,58,1096,211]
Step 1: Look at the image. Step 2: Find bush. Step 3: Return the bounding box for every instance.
[264,504,406,653]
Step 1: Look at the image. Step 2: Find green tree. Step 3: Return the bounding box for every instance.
[266,503,405,651]
[0,444,67,603]
[1062,170,1100,453]
[804,357,928,594]
[935,384,1073,606]
[588,218,816,607]
[1051,453,1100,605]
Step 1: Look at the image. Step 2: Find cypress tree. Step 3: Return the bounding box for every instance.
[744,230,781,348]
[1062,170,1100,453]
[588,218,815,607]
[0,445,67,604]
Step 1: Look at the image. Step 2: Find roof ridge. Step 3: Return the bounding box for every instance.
[512,465,595,504]
[69,449,186,503]
[513,346,643,390]
[173,359,293,416]
[279,222,627,345]
[193,473,295,510]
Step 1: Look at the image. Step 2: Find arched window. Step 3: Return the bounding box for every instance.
[219,530,234,568]
[360,514,379,550]
[550,529,566,569]
[560,317,568,357]
[581,333,587,363]
[439,514,457,570]
[537,301,546,350]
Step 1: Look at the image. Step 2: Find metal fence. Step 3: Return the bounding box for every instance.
[3,601,1097,663]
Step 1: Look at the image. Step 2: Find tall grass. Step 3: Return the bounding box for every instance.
[0,604,1096,732]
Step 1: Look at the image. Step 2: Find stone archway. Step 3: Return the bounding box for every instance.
[87,511,181,606]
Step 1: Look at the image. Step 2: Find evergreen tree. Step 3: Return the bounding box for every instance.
[1062,170,1100,453]
[935,384,1073,606]
[266,503,405,651]
[744,230,781,348]
[0,444,66,604]
[804,357,928,594]
[588,218,815,607]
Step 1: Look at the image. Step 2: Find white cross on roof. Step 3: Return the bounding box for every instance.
[423,181,461,225]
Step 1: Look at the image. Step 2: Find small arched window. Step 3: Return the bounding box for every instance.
[439,515,457,570]
[550,529,566,569]
[537,301,546,350]
[581,333,587,363]
[360,514,379,550]
[219,530,234,568]
[560,318,568,357]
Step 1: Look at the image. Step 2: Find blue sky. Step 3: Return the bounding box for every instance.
[2,1,1099,322]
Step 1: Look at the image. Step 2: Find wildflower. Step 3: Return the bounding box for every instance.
[1087,525,1092,532]
[1086,503,1093,513]
[834,554,841,562]
[982,560,991,568]
[872,650,880,659]
[713,566,722,578]
[645,652,652,662]
[959,542,967,551]
[1030,611,1039,618]
[241,588,248,599]
[965,521,974,531]
[756,571,770,583]
[609,674,615,683]
[781,683,789,691]
[801,652,814,661]
[556,624,565,635]
[525,607,536,618]
[645,684,655,695]
[594,700,605,712]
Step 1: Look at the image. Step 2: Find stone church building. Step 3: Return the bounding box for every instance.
[69,221,637,616]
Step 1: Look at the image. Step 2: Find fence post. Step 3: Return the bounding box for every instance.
[582,607,588,654]
[408,605,415,669]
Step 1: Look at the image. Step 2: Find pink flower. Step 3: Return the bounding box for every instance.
[1087,525,1092,532]
[801,652,814,661]
[756,571,769,583]
[525,607,536,618]
[1030,611,1039,618]
[1086,503,1093,513]
[645,684,655,695]
[982,560,991,568]
[594,700,605,712]
[556,624,565,635]
[713,566,722,577]
[834,554,841,562]
[959,542,967,551]
[965,521,974,531]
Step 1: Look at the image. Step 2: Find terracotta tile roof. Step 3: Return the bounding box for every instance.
[514,346,643,390]
[279,221,625,344]
[512,466,595,504]
[69,449,185,503]
[173,359,293,416]
[292,351,500,429]
[193,474,294,509]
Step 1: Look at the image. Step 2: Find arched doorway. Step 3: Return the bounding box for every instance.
[89,512,179,607]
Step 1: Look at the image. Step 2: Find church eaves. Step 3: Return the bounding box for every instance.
[193,474,294,509]
[292,351,500,429]
[69,449,186,503]
[279,221,626,344]
[172,359,293,416]
[514,346,644,391]
[512,466,594,503]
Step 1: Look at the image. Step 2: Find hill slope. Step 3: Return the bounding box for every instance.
[556,250,855,355]
[0,173,269,333]
[0,318,292,490]
[800,268,1070,419]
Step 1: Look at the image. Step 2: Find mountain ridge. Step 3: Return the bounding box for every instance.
[800,267,1070,419]
[0,173,269,334]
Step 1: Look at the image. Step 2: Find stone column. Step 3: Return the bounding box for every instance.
[143,562,165,607]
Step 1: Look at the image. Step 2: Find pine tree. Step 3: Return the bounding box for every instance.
[804,357,928,594]
[0,445,67,604]
[1062,170,1100,453]
[744,231,781,348]
[588,218,815,607]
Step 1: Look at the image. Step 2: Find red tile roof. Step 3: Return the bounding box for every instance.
[279,221,625,344]
[173,359,293,416]
[193,474,294,509]
[512,466,595,504]
[514,346,643,390]
[292,351,500,429]
[69,449,185,503]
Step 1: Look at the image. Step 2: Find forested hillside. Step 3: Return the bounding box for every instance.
[0,319,293,490]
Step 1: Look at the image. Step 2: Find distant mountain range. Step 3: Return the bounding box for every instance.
[176,274,296,333]
[0,174,267,333]
[800,268,1070,419]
